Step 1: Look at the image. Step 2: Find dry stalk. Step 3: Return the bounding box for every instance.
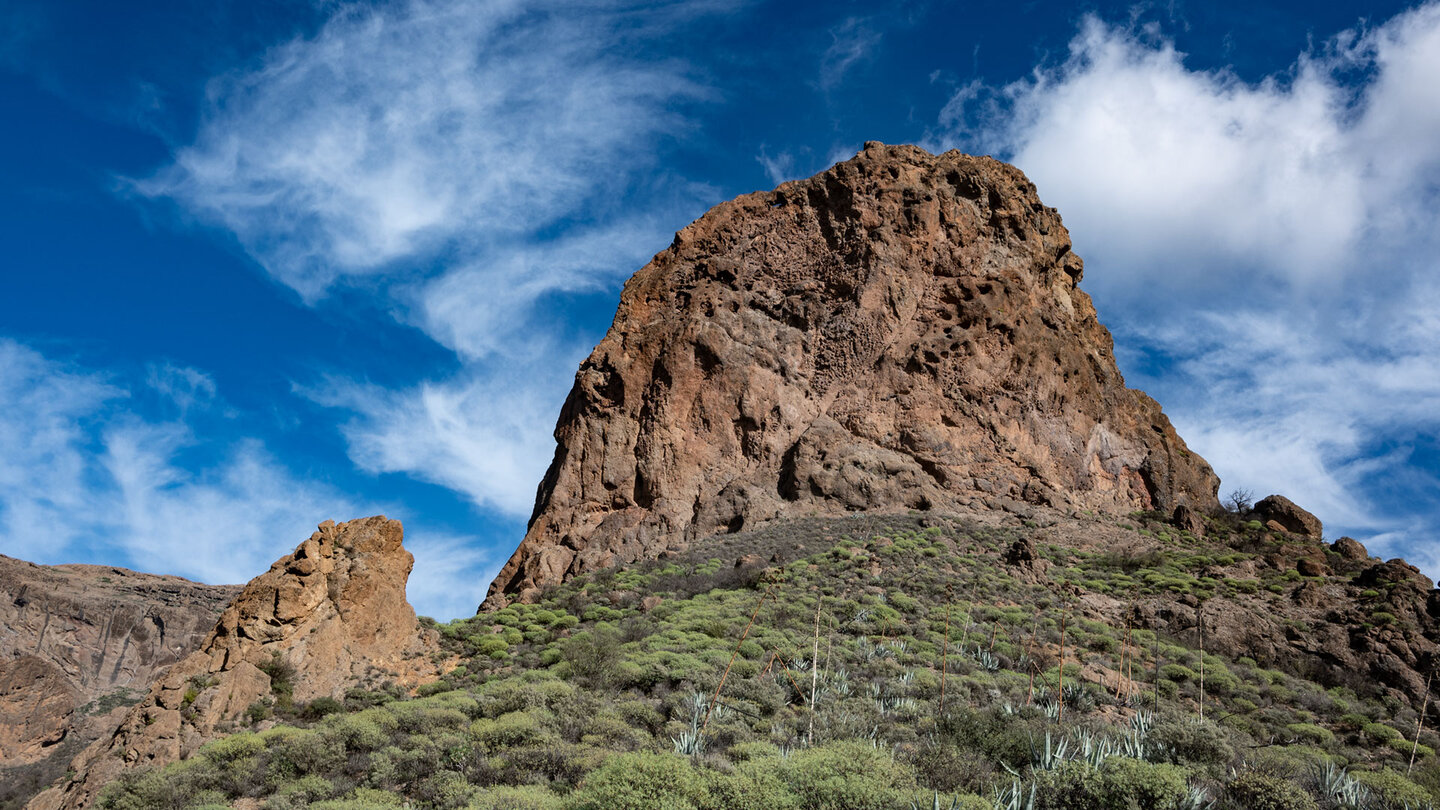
[701,583,775,736]
[940,583,954,713]
[1410,669,1435,775]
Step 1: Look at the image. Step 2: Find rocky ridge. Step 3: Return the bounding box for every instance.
[0,556,238,807]
[28,516,442,810]
[488,142,1219,605]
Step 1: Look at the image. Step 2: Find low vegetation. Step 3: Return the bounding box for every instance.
[99,514,1440,809]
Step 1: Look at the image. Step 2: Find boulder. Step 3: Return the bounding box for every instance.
[1254,495,1323,538]
[1332,536,1369,561]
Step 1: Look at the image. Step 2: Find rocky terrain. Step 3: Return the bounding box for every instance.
[12,142,1440,809]
[0,556,239,809]
[26,516,443,810]
[488,142,1219,606]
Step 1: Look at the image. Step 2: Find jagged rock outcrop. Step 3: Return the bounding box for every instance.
[488,142,1219,605]
[0,556,238,807]
[28,516,441,810]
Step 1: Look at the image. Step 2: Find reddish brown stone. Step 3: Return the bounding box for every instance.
[1255,494,1324,538]
[29,517,441,810]
[486,143,1218,605]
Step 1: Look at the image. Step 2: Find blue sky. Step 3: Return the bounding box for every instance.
[2,0,1437,620]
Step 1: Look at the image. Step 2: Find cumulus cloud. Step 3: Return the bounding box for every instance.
[932,4,1440,569]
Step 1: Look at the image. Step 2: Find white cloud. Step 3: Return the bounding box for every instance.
[0,340,353,581]
[142,0,724,524]
[932,4,1440,576]
[0,339,486,619]
[139,0,708,303]
[819,17,881,91]
[308,361,578,517]
[406,531,499,622]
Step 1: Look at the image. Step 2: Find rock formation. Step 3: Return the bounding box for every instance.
[28,516,441,810]
[1254,494,1324,539]
[0,556,238,807]
[487,142,1219,605]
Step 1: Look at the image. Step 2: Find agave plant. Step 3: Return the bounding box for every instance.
[993,779,1038,810]
[1176,784,1215,810]
[908,792,966,810]
[1312,761,1373,809]
[972,647,1002,672]
[1030,729,1071,771]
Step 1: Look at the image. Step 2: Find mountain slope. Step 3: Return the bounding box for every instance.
[94,506,1440,809]
[26,517,443,810]
[0,556,239,810]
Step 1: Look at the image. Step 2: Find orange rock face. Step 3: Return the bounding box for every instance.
[487,143,1218,605]
[28,516,441,810]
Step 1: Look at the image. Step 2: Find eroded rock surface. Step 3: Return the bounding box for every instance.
[0,556,238,807]
[488,142,1218,605]
[28,516,441,810]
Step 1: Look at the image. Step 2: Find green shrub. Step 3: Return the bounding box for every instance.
[1148,717,1233,770]
[1035,758,1191,810]
[1349,768,1430,808]
[1224,772,1318,810]
[566,752,712,810]
[780,741,919,809]
[466,785,566,809]
[310,788,407,808]
[1285,723,1334,746]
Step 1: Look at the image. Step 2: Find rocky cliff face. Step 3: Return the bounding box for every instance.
[0,556,238,807]
[488,142,1219,605]
[28,516,442,810]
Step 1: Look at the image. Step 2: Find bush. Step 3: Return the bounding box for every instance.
[1035,758,1191,810]
[566,752,712,810]
[311,788,407,808]
[1284,723,1334,746]
[1351,768,1432,808]
[1149,717,1234,770]
[1223,772,1318,810]
[562,628,622,689]
[466,785,566,809]
[780,741,920,809]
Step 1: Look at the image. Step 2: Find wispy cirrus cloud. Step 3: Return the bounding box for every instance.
[139,0,727,527]
[139,0,709,303]
[932,4,1440,569]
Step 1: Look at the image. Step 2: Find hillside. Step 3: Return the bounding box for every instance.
[14,143,1440,810]
[0,556,240,810]
[92,506,1440,809]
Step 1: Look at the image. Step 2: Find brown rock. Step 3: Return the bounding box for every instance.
[1357,559,1433,592]
[0,556,238,807]
[1265,520,1288,533]
[1171,503,1205,537]
[1254,495,1323,538]
[639,596,663,613]
[28,516,441,810]
[486,143,1218,604]
[1296,558,1329,578]
[1333,536,1369,561]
